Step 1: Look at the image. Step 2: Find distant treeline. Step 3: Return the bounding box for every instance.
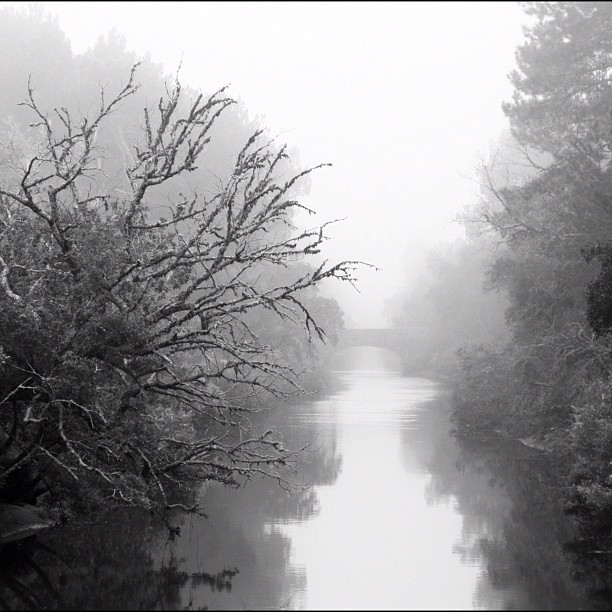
[388,1,612,534]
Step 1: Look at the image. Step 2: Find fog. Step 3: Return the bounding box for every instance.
[8,5,612,608]
[0,0,526,327]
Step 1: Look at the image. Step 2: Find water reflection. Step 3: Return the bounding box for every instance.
[0,506,237,610]
[415,396,612,610]
[0,537,62,609]
[273,370,483,610]
[0,379,343,610]
[155,380,344,610]
[6,347,612,609]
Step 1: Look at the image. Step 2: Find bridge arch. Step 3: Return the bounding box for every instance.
[334,327,432,373]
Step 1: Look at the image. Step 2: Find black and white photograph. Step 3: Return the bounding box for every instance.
[1,1,612,609]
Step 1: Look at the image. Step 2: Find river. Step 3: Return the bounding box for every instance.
[3,347,612,609]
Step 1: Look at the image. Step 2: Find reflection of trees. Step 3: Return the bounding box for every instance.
[561,514,612,608]
[0,395,342,610]
[0,507,240,610]
[155,397,343,609]
[230,396,343,523]
[403,394,612,610]
[452,438,604,610]
[162,497,299,610]
[0,537,61,609]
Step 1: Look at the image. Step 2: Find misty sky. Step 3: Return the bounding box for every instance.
[2,1,527,327]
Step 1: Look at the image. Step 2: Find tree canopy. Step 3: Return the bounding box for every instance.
[0,8,358,521]
[446,1,612,529]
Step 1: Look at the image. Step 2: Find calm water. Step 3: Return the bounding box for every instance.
[3,348,612,609]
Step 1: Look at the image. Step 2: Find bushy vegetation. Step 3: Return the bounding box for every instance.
[0,7,356,521]
[390,1,612,536]
[446,1,612,531]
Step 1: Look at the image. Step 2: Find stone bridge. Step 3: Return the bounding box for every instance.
[335,327,432,372]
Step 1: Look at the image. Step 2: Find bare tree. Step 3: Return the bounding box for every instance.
[0,64,363,519]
